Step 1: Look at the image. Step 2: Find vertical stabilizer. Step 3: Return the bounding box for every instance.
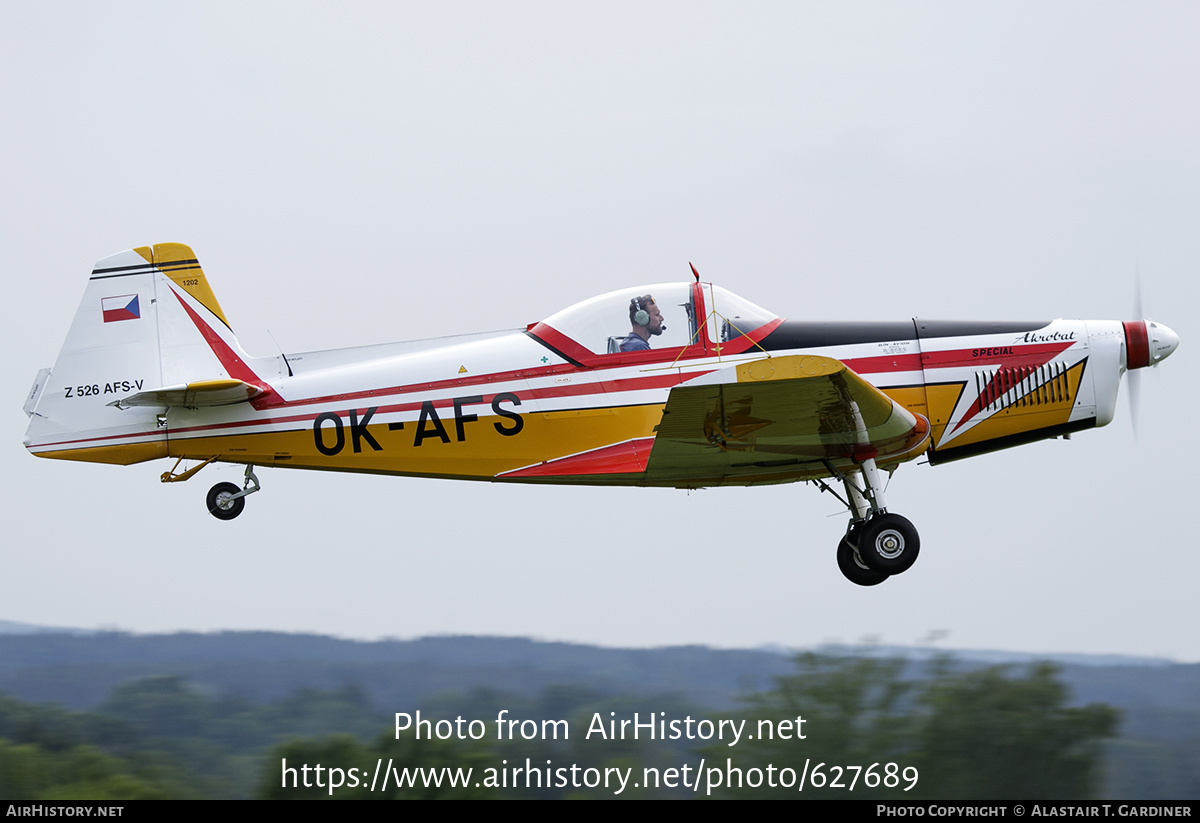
[23,243,261,465]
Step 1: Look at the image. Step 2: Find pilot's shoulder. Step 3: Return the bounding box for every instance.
[619,334,649,352]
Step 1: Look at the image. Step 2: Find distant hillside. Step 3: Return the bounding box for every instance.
[1,627,1198,798]
[0,631,796,710]
[0,619,93,636]
[0,627,1196,730]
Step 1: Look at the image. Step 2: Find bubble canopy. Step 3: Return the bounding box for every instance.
[535,283,779,357]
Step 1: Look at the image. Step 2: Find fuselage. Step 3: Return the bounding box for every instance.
[22,243,1181,577]
[24,265,1176,489]
[160,316,1116,485]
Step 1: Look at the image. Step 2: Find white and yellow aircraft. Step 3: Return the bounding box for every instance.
[23,243,1179,585]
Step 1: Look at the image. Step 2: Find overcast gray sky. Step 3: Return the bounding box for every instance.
[2,2,1197,660]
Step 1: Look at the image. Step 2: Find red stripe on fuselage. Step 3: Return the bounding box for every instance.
[30,431,162,449]
[171,288,276,407]
[920,341,1074,369]
[948,342,1079,434]
[839,353,924,374]
[498,437,656,478]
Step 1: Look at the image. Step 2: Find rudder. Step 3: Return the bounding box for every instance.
[23,243,251,464]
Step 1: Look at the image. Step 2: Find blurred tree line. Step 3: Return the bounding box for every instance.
[703,654,1116,798]
[0,654,1165,799]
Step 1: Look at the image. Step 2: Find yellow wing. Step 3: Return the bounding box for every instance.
[644,355,930,486]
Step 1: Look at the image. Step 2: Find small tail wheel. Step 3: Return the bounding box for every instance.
[206,482,245,520]
[857,513,919,575]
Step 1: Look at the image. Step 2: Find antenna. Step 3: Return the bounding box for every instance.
[689,262,700,282]
[267,329,294,377]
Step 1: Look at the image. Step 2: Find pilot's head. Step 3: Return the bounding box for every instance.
[629,295,664,337]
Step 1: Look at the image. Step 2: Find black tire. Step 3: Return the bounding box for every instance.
[857,513,919,575]
[837,528,888,586]
[206,482,245,521]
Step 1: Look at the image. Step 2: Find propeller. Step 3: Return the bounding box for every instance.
[1128,268,1142,436]
[1123,265,1180,439]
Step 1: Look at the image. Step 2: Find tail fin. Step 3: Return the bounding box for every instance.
[23,243,269,464]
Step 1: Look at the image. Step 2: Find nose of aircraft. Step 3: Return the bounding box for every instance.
[1123,319,1180,370]
[1147,320,1180,365]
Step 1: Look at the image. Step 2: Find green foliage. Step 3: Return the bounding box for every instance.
[0,739,174,799]
[704,653,917,799]
[706,654,1118,799]
[0,652,1149,800]
[0,677,387,799]
[913,661,1117,798]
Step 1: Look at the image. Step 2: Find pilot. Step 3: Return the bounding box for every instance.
[619,295,664,352]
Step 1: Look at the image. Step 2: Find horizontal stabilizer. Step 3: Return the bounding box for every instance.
[110,379,263,409]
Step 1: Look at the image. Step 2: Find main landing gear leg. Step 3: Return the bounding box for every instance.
[206,465,261,521]
[836,465,888,586]
[823,457,921,585]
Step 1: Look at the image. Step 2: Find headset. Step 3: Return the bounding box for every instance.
[630,296,650,327]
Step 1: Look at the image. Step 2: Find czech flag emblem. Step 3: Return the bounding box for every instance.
[102,294,141,323]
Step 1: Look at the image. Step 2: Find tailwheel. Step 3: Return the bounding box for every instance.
[857,513,919,575]
[206,482,245,520]
[205,465,260,521]
[837,528,889,586]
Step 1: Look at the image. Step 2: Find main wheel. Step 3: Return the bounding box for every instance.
[206,482,245,521]
[837,530,889,586]
[857,513,919,575]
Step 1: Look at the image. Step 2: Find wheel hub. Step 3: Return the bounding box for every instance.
[874,529,905,559]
